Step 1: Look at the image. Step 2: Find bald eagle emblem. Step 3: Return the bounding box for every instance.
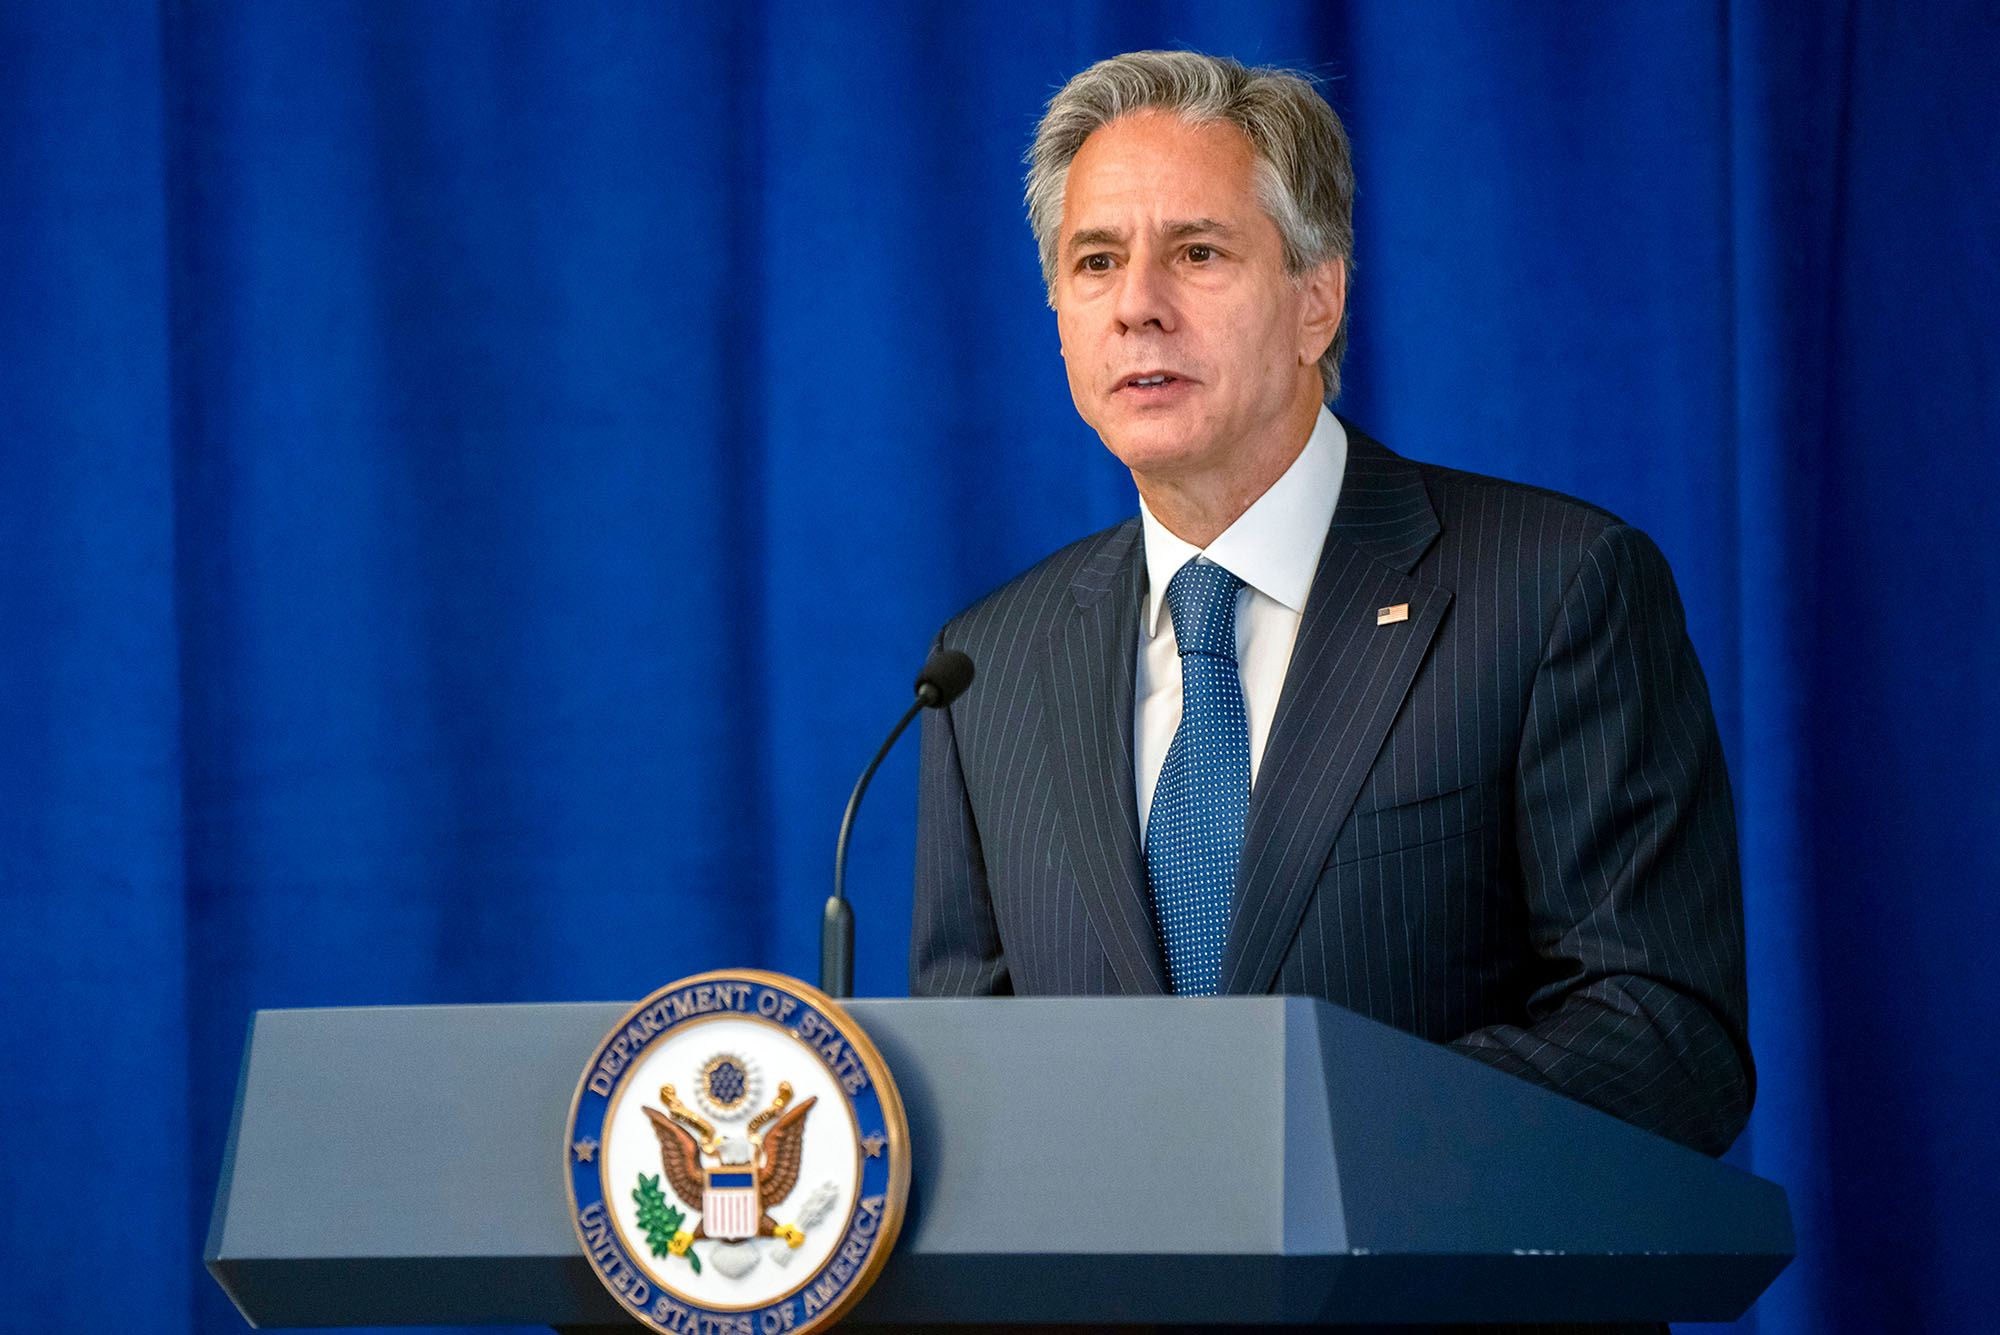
[566,971,909,1335]
[644,1077,817,1249]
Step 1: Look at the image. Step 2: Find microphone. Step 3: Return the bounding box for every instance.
[822,649,975,998]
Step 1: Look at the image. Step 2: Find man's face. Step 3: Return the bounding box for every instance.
[1053,111,1343,488]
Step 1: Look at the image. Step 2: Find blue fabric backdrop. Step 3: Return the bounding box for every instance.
[2,3,1994,1333]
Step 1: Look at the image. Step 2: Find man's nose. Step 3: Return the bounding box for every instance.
[1113,253,1177,334]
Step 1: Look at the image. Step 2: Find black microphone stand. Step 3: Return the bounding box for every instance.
[822,651,973,998]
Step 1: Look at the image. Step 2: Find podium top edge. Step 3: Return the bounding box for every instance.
[251,995,1320,1016]
[246,991,1344,1023]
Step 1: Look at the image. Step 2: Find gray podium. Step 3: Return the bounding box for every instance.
[205,997,1792,1329]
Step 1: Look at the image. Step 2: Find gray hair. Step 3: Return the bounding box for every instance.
[1026,50,1357,401]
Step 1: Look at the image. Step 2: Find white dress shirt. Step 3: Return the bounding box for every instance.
[1135,406,1348,844]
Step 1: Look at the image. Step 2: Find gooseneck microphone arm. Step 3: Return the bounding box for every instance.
[822,649,975,999]
[822,699,921,998]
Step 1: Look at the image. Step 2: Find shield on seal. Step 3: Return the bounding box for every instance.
[702,1166,760,1240]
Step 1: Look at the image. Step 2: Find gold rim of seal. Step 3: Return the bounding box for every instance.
[562,968,912,1335]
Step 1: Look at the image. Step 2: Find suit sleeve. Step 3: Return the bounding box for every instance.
[909,651,1012,997]
[1450,522,1754,1156]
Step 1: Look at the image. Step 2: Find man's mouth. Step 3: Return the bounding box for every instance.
[1122,372,1183,390]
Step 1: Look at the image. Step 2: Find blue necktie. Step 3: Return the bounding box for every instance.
[1145,558,1250,996]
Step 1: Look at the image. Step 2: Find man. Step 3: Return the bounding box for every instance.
[911,51,1750,1166]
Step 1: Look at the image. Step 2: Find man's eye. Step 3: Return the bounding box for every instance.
[1186,244,1214,262]
[1081,254,1113,272]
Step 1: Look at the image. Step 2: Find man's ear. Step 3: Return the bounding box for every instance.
[1298,257,1347,365]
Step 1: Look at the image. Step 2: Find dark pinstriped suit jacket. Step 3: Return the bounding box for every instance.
[912,426,1752,1167]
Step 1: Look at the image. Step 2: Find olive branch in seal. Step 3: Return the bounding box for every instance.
[633,1173,701,1274]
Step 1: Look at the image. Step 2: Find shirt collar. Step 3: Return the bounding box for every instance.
[1140,405,1349,636]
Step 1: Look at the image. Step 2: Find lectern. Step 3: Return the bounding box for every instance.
[206,996,1791,1329]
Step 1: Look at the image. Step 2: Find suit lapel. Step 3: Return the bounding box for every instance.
[1038,520,1169,994]
[1220,431,1450,995]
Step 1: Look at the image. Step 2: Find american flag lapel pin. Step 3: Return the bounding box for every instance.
[1376,603,1410,626]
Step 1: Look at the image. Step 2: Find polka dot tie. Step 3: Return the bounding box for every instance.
[1145,558,1249,996]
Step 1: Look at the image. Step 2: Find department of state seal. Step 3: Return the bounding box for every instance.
[565,970,909,1335]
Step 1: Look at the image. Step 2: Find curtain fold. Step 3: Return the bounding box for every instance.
[0,0,193,1324]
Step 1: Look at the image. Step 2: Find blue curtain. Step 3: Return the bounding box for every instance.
[3,3,1994,1333]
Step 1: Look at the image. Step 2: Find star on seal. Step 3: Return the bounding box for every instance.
[693,1051,762,1121]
